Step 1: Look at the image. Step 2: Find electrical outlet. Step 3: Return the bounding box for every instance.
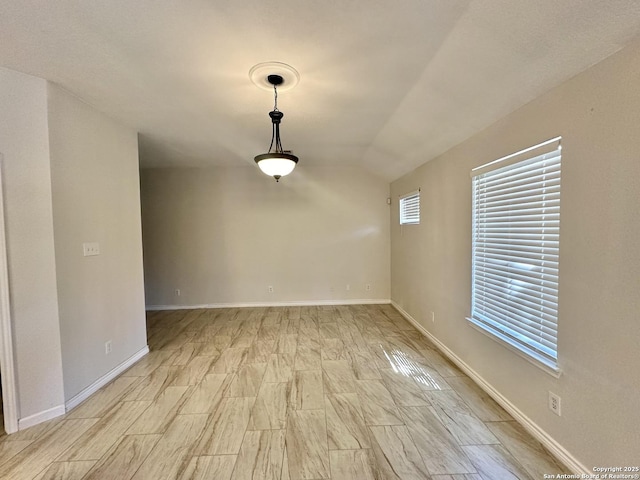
[365,284,371,291]
[268,285,274,293]
[175,289,181,297]
[431,311,435,323]
[105,340,112,355]
[346,284,350,291]
[548,391,561,416]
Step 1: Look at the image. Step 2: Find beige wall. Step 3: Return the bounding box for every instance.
[390,38,640,467]
[141,166,390,307]
[48,84,147,401]
[0,68,65,418]
[0,68,147,423]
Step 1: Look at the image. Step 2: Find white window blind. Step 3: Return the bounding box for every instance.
[400,190,420,225]
[469,138,561,371]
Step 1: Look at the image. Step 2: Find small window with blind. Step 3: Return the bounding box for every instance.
[468,137,561,374]
[399,190,420,225]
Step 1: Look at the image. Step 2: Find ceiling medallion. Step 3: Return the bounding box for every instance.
[249,62,300,92]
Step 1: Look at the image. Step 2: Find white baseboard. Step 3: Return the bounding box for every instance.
[18,404,66,430]
[146,299,391,311]
[390,301,589,476]
[65,345,150,412]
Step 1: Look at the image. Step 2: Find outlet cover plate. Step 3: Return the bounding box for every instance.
[548,391,561,416]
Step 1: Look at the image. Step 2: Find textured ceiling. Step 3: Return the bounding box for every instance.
[1,1,639,180]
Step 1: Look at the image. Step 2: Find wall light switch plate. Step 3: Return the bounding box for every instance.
[83,242,100,256]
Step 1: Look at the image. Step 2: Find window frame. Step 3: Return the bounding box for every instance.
[467,137,562,376]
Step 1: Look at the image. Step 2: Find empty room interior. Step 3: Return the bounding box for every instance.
[0,1,639,479]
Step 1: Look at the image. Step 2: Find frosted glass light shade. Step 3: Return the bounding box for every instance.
[254,153,298,178]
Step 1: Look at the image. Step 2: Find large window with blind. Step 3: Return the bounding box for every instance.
[399,190,420,225]
[468,137,561,374]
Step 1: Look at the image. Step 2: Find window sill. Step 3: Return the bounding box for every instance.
[466,317,562,379]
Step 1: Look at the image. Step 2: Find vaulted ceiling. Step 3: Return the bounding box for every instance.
[2,1,639,180]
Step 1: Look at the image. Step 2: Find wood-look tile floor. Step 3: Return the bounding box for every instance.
[0,305,569,479]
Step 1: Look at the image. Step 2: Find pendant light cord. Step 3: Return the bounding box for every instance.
[273,84,279,112]
[267,83,283,153]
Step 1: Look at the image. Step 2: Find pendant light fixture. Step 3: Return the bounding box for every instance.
[251,65,299,182]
